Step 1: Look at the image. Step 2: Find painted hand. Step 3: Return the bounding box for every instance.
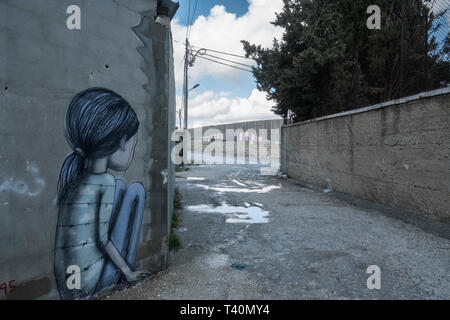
[125,270,151,283]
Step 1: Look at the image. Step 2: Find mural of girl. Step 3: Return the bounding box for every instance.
[54,88,149,300]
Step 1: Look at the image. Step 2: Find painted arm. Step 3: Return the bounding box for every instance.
[98,183,149,283]
[104,241,148,282]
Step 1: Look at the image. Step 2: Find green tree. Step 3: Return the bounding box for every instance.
[242,0,450,123]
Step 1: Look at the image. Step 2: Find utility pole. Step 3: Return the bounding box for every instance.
[182,39,200,129]
[181,38,191,168]
[183,38,189,129]
[180,38,200,166]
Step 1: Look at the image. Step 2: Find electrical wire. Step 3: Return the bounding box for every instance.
[188,0,199,39]
[191,45,255,60]
[174,39,255,60]
[203,53,254,68]
[173,40,255,72]
[173,39,186,46]
[185,0,191,40]
[196,55,253,72]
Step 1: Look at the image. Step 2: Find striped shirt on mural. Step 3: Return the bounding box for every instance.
[54,172,115,299]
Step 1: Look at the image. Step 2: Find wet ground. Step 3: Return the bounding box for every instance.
[106,164,450,300]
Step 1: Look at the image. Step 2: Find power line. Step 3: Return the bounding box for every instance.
[190,0,198,24]
[196,55,253,72]
[188,0,199,38]
[173,39,255,60]
[173,40,255,72]
[185,0,191,40]
[173,39,186,46]
[203,53,254,68]
[191,45,255,60]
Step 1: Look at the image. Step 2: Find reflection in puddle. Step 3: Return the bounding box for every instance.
[195,184,281,194]
[231,179,247,187]
[187,177,206,181]
[186,202,270,224]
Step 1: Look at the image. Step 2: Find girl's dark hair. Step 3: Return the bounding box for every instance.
[57,87,139,205]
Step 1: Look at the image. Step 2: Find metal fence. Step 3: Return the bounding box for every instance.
[388,0,449,98]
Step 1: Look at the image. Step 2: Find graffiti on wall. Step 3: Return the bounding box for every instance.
[54,88,149,299]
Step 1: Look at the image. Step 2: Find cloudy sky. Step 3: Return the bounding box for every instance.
[172,0,284,128]
[171,0,449,128]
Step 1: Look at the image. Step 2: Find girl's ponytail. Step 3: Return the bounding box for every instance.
[57,150,86,205]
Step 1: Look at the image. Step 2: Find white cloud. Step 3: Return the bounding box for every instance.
[177,89,282,128]
[172,0,284,87]
[171,0,284,127]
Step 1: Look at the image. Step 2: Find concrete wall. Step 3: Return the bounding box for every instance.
[187,119,283,164]
[281,88,450,222]
[0,0,177,299]
[191,119,284,136]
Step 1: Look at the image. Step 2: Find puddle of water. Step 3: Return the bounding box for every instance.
[187,177,206,181]
[232,179,247,187]
[186,202,270,224]
[195,183,281,194]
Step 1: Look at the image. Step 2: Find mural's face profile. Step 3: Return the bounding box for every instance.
[108,133,138,171]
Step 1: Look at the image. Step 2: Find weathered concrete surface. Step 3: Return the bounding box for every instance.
[0,0,176,299]
[187,119,283,164]
[281,89,450,224]
[189,119,283,134]
[106,164,450,300]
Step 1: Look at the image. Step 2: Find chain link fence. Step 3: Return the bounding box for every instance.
[428,0,450,41]
[387,0,449,98]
